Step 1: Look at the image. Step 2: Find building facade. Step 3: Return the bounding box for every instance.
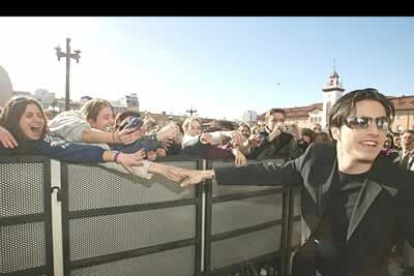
[242,110,258,125]
[0,66,13,107]
[283,70,414,133]
[124,93,139,110]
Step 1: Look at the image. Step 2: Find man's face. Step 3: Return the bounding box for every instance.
[267,112,285,131]
[402,132,414,151]
[89,106,115,131]
[331,100,387,166]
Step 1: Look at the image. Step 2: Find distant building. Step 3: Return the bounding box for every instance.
[259,69,414,133]
[34,89,55,107]
[390,95,414,132]
[0,66,13,107]
[242,110,258,124]
[321,69,345,128]
[124,93,139,110]
[12,90,32,97]
[110,93,140,114]
[109,98,127,114]
[283,102,323,129]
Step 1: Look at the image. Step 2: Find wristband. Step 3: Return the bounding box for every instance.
[114,151,121,163]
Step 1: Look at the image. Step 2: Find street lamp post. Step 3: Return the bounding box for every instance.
[186,107,197,117]
[55,38,81,111]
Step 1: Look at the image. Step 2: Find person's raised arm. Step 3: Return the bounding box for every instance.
[0,125,18,149]
[82,127,145,145]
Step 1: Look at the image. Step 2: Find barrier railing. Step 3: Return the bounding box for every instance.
[0,156,301,276]
[0,156,54,276]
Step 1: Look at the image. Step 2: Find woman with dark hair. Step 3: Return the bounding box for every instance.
[379,133,399,161]
[0,97,182,181]
[384,133,395,149]
[297,128,315,152]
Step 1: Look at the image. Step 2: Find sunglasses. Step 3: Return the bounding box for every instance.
[345,116,391,131]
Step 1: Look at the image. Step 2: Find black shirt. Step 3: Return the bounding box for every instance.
[317,171,369,276]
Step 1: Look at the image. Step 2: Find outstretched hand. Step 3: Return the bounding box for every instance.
[178,169,212,188]
[116,150,145,173]
[232,148,247,167]
[231,131,244,147]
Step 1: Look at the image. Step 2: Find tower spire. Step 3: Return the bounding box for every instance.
[333,58,336,72]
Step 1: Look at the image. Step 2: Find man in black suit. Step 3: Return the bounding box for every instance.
[250,108,302,161]
[178,88,414,276]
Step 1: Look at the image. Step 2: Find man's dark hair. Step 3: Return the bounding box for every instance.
[265,108,286,121]
[328,88,395,139]
[403,129,414,135]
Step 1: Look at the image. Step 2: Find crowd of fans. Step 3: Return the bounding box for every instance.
[1,96,413,172]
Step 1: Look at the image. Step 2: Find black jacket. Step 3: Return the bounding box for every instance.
[215,142,414,276]
[250,131,302,161]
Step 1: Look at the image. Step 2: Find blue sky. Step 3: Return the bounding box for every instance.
[1,17,413,120]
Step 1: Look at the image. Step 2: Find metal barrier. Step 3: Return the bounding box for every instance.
[0,156,301,276]
[60,156,202,276]
[0,156,54,276]
[204,159,287,276]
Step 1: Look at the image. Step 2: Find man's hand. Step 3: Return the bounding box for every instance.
[179,169,213,188]
[268,125,282,142]
[0,126,18,148]
[162,166,186,183]
[117,126,145,145]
